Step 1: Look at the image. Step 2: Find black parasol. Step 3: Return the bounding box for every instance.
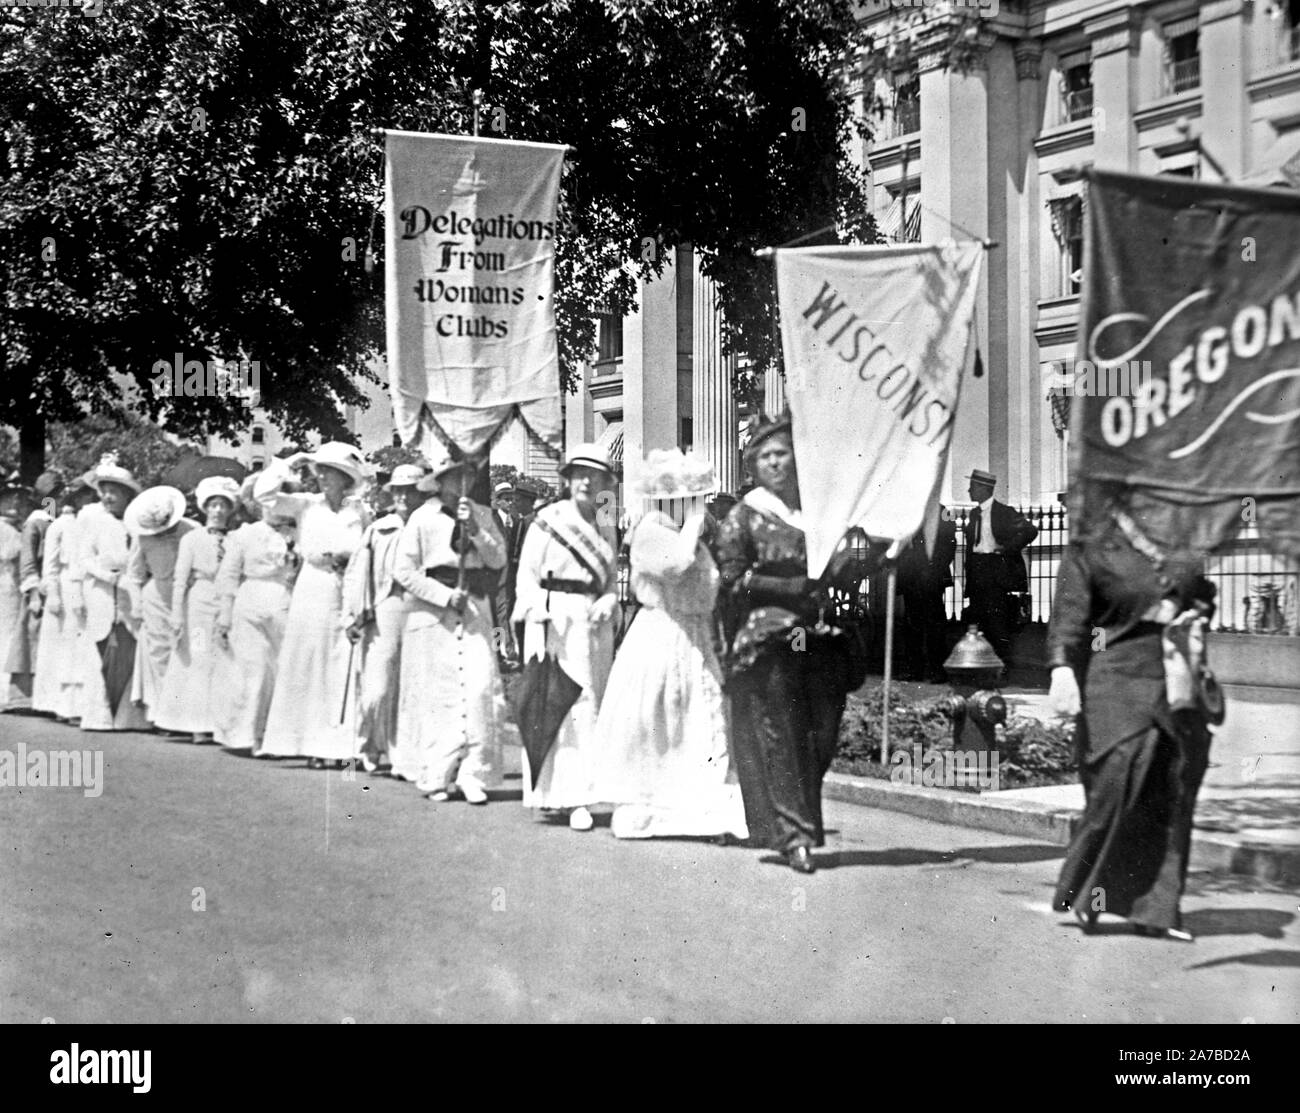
[511,653,582,789]
[97,595,137,719]
[162,454,248,492]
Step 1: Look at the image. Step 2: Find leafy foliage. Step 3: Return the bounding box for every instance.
[1,0,901,451]
[45,410,199,489]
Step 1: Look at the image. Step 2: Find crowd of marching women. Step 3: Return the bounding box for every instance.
[0,412,1225,923]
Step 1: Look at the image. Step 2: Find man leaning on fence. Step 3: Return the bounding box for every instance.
[963,469,1038,672]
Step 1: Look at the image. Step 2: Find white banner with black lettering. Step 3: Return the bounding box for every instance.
[385,130,567,458]
[776,243,984,578]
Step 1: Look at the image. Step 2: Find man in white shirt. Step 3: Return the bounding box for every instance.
[962,469,1039,671]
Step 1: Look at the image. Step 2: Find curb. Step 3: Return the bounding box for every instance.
[823,772,1300,886]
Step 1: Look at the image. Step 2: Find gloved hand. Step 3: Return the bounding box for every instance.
[1049,666,1081,718]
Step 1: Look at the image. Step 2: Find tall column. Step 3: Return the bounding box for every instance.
[691,252,740,493]
[918,27,992,500]
[1199,0,1249,181]
[1088,7,1141,172]
[622,254,679,507]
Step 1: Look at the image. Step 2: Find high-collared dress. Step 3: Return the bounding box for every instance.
[153,526,231,735]
[258,488,370,760]
[0,517,21,710]
[594,510,748,839]
[343,512,413,769]
[33,509,77,716]
[1047,526,1217,933]
[392,499,506,792]
[513,498,619,810]
[76,503,149,732]
[125,518,197,717]
[212,520,298,752]
[4,508,52,709]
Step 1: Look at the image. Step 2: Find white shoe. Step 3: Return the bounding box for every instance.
[461,784,488,806]
[568,806,594,832]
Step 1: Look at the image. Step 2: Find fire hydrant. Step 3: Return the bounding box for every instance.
[941,625,1008,757]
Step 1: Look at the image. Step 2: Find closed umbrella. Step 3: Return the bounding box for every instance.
[511,653,582,789]
[97,595,137,719]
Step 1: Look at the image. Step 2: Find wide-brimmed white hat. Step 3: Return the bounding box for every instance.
[123,486,187,537]
[91,459,142,496]
[633,448,717,500]
[559,443,614,478]
[385,464,428,491]
[195,475,242,510]
[416,454,473,493]
[304,442,370,491]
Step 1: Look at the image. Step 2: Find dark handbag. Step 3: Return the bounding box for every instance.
[511,648,583,788]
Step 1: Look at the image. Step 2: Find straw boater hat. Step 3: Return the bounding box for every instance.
[634,448,717,501]
[90,454,142,496]
[415,454,472,493]
[124,486,188,537]
[559,443,615,479]
[493,480,514,497]
[303,442,370,491]
[385,464,428,491]
[195,475,242,510]
[967,468,997,487]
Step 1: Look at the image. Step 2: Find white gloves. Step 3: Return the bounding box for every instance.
[1049,666,1082,718]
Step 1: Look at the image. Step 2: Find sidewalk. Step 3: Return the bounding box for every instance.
[830,677,1300,885]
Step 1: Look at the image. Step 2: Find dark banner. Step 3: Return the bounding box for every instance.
[1071,169,1300,557]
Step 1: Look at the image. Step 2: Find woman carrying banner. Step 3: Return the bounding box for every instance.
[392,456,506,802]
[344,463,427,775]
[715,414,873,873]
[76,456,150,732]
[594,449,748,841]
[513,444,620,831]
[123,486,196,728]
[153,477,241,743]
[37,476,97,722]
[1048,488,1218,942]
[257,444,372,768]
[211,472,299,754]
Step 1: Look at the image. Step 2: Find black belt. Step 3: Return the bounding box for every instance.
[540,576,599,597]
[425,566,499,597]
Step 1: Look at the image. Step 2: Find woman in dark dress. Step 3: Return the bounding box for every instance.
[1047,490,1218,941]
[715,414,872,874]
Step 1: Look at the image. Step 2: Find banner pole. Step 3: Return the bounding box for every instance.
[882,564,897,766]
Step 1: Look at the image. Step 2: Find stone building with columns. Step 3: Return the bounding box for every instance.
[563,0,1300,513]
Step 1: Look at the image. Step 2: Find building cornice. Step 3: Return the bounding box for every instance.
[589,367,624,401]
[866,135,921,174]
[1034,296,1081,349]
[1014,38,1043,81]
[1132,88,1203,132]
[1086,7,1142,60]
[1033,117,1094,159]
[1199,0,1248,26]
[1247,61,1300,104]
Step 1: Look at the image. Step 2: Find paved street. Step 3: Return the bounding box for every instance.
[2,712,1297,1024]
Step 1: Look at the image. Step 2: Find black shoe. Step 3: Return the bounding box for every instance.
[786,846,816,874]
[1072,905,1096,935]
[1133,923,1194,942]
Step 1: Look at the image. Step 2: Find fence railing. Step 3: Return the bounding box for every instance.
[613,504,1300,636]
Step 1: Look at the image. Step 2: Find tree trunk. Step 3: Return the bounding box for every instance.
[19,411,46,483]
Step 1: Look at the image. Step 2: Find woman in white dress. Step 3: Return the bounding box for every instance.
[513,443,621,831]
[0,487,22,711]
[76,457,150,733]
[258,443,372,768]
[36,477,98,722]
[153,477,240,742]
[344,463,426,775]
[392,456,506,802]
[123,486,195,728]
[595,450,748,841]
[212,476,299,754]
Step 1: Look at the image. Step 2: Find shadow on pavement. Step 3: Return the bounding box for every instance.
[1187,949,1300,970]
[777,844,1067,870]
[1181,907,1294,939]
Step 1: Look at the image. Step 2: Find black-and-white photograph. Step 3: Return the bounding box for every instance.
[2,0,1298,1056]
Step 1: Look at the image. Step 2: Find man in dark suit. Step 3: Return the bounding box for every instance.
[898,505,957,682]
[963,469,1038,668]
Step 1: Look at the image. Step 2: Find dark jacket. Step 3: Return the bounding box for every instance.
[899,510,957,593]
[964,500,1038,595]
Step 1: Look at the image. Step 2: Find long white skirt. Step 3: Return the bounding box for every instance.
[356,593,412,766]
[521,601,614,810]
[129,579,173,718]
[31,601,69,714]
[47,573,87,719]
[394,596,502,792]
[595,607,747,839]
[154,579,229,734]
[77,578,149,733]
[213,579,291,752]
[260,564,356,760]
[0,578,20,710]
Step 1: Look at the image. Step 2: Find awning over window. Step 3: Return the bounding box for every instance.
[596,420,624,465]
